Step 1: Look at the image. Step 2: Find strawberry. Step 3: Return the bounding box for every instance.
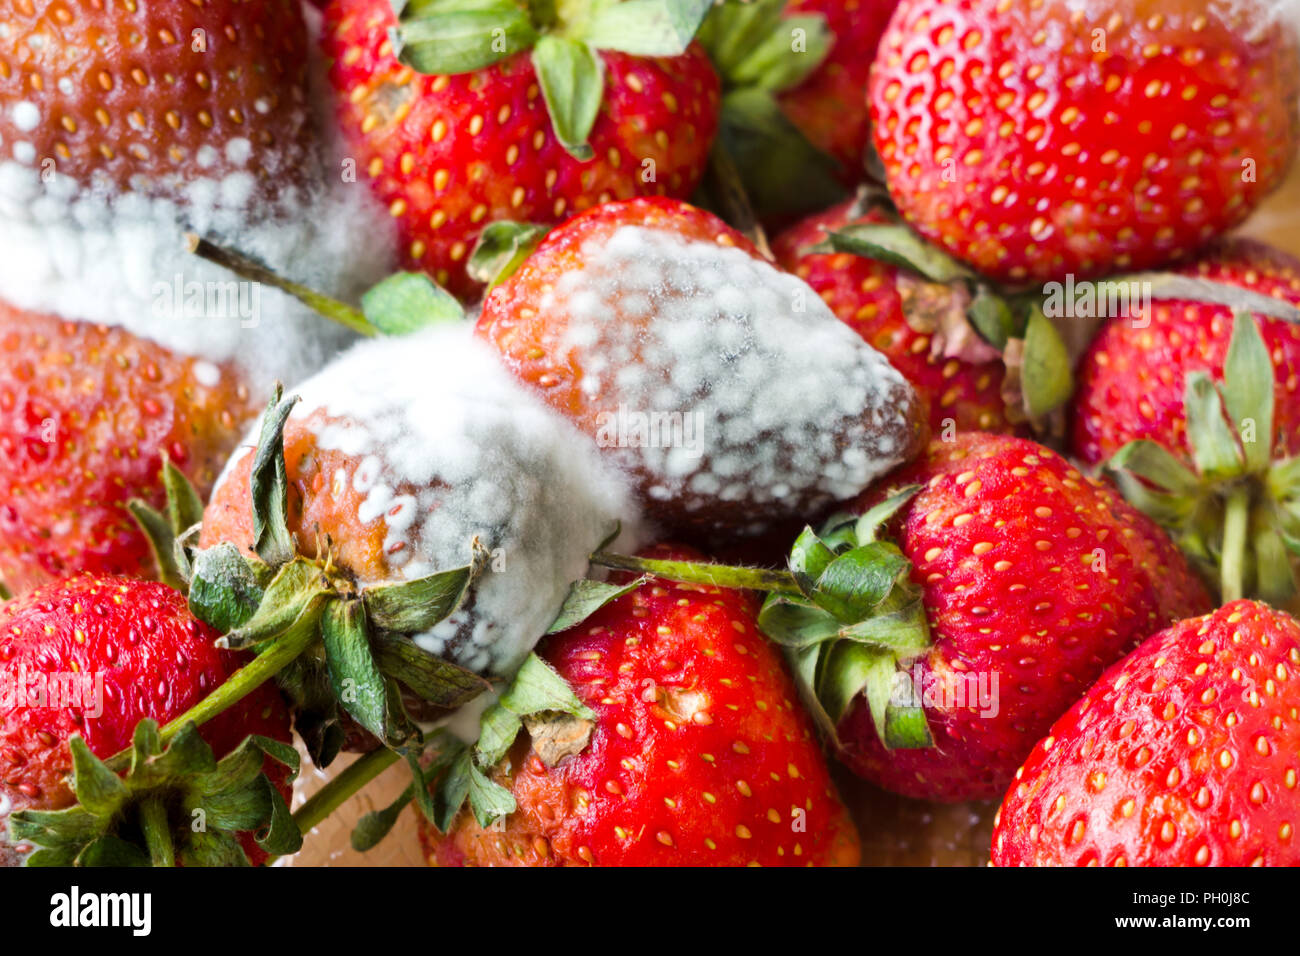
[0,299,260,598]
[321,0,720,298]
[869,0,1300,283]
[194,326,620,765]
[778,432,1209,802]
[0,0,313,204]
[992,600,1300,867]
[1073,239,1300,466]
[417,546,861,866]
[696,0,898,221]
[475,196,925,543]
[773,196,1024,435]
[0,574,295,866]
[1073,241,1300,604]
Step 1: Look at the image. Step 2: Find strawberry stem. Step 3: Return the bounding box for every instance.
[185,234,379,338]
[265,746,403,866]
[103,612,321,773]
[1221,483,1252,602]
[590,551,798,593]
[138,795,175,867]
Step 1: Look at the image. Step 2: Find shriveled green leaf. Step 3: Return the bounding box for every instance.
[1222,312,1275,473]
[466,759,516,828]
[532,35,603,160]
[249,388,300,568]
[819,640,889,727]
[498,652,595,721]
[1185,372,1244,480]
[371,631,491,708]
[853,485,922,543]
[812,541,910,623]
[1020,306,1074,418]
[361,272,465,336]
[546,576,645,634]
[824,222,974,284]
[362,562,476,633]
[726,14,832,92]
[757,593,844,649]
[788,526,837,593]
[398,7,538,75]
[474,702,523,767]
[187,543,271,633]
[1107,439,1201,495]
[581,0,712,55]
[321,599,389,742]
[467,221,550,288]
[224,558,330,650]
[69,737,129,817]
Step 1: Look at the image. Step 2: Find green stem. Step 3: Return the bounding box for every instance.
[185,234,379,338]
[590,551,798,593]
[104,614,321,773]
[138,796,175,868]
[279,747,402,859]
[1221,484,1252,602]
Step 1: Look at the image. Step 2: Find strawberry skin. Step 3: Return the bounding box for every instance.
[0,301,260,597]
[420,549,861,866]
[777,0,897,183]
[476,196,924,542]
[321,0,720,298]
[993,600,1300,866]
[869,0,1300,283]
[1072,238,1300,468]
[837,433,1211,801]
[774,198,1020,435]
[0,0,312,200]
[0,574,292,864]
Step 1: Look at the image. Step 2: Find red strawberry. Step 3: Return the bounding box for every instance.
[321,0,720,298]
[418,546,861,866]
[1072,240,1300,604]
[475,196,925,543]
[0,300,260,598]
[828,432,1210,802]
[0,0,313,203]
[774,196,1023,435]
[869,0,1300,283]
[1073,239,1300,466]
[992,600,1300,867]
[0,574,293,866]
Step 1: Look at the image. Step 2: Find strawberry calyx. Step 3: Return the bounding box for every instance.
[393,0,713,160]
[9,719,301,867]
[350,651,596,846]
[588,485,936,750]
[467,220,552,288]
[694,0,846,220]
[1106,312,1300,605]
[127,388,491,789]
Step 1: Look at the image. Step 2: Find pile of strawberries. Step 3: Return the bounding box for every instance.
[1,0,1299,869]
